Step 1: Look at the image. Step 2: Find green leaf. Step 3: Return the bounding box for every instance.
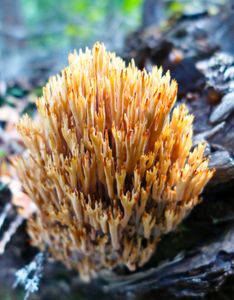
[32,87,43,97]
[122,0,143,13]
[0,149,6,158]
[168,1,184,14]
[8,87,25,98]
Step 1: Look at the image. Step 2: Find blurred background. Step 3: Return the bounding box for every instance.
[0,0,230,84]
[0,0,143,83]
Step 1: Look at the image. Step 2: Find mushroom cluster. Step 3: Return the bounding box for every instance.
[16,43,214,281]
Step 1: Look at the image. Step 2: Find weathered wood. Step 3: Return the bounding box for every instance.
[209,151,234,185]
[101,226,234,299]
[210,92,234,124]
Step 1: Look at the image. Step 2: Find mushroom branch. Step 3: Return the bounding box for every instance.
[16,42,214,281]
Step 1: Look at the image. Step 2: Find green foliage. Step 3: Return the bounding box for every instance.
[122,0,143,13]
[0,149,6,158]
[32,87,42,97]
[168,1,184,14]
[20,0,143,50]
[8,87,25,98]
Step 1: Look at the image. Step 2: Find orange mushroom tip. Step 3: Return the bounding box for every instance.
[15,42,214,281]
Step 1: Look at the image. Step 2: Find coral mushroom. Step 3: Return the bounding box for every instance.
[16,42,214,281]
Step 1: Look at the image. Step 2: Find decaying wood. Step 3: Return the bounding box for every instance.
[209,92,234,124]
[101,225,234,299]
[0,4,234,300]
[209,151,234,185]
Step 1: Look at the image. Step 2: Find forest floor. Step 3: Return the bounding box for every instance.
[0,3,234,300]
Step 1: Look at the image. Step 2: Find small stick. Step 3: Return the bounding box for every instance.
[0,202,12,230]
[0,215,24,254]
